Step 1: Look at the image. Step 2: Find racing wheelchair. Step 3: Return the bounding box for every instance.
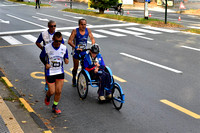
[76,45,125,110]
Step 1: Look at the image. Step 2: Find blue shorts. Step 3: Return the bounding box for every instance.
[73,50,86,59]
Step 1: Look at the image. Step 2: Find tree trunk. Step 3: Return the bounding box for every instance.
[99,8,105,14]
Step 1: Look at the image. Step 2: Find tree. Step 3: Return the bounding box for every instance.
[90,0,118,14]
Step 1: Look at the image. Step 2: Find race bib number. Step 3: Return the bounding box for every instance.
[52,62,60,67]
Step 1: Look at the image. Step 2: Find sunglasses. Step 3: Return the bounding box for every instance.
[49,25,56,28]
[54,40,62,43]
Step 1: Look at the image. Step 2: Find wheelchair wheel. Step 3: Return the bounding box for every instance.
[112,84,123,110]
[119,8,124,16]
[77,71,88,99]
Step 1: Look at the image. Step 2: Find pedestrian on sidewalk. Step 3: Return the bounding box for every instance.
[40,32,69,114]
[68,19,95,87]
[36,20,64,91]
[35,0,40,9]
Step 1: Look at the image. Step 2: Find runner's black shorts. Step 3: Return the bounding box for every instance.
[46,73,64,83]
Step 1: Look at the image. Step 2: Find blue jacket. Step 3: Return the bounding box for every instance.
[83,53,105,72]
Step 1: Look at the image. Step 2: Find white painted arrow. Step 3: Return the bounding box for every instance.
[32,16,49,22]
[0,19,10,24]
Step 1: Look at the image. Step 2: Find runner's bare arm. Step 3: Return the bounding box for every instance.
[64,58,69,64]
[88,28,95,45]
[36,42,43,50]
[68,29,76,48]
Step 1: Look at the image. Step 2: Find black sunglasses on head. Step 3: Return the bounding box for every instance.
[49,25,56,28]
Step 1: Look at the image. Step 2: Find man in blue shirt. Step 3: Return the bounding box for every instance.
[68,19,95,87]
[36,20,64,91]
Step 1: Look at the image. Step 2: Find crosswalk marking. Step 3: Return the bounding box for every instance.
[1,36,22,45]
[126,27,162,34]
[111,28,145,36]
[0,26,181,45]
[62,32,71,37]
[143,26,180,33]
[95,29,126,37]
[92,33,107,38]
[21,34,37,42]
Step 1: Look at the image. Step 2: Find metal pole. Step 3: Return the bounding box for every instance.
[70,0,72,9]
[144,1,148,19]
[165,0,167,24]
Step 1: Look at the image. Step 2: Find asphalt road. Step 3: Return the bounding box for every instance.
[1,0,200,133]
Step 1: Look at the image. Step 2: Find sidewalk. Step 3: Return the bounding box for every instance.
[0,70,49,133]
[123,2,200,14]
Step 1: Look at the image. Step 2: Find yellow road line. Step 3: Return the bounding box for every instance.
[19,98,34,113]
[43,130,52,133]
[160,99,200,119]
[64,70,72,77]
[65,70,126,82]
[30,72,45,79]
[113,75,127,82]
[0,43,33,48]
[2,77,13,87]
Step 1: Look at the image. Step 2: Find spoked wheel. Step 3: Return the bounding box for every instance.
[112,84,124,110]
[119,8,124,16]
[114,9,118,15]
[77,71,88,99]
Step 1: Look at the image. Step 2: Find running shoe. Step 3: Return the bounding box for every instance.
[45,83,48,91]
[44,97,50,106]
[52,106,61,114]
[106,94,112,99]
[99,96,106,101]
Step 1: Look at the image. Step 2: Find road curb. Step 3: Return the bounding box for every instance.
[0,69,51,133]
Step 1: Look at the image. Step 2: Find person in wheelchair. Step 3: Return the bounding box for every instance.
[83,44,112,101]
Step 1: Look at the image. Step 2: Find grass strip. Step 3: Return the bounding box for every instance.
[8,0,51,7]
[62,8,183,28]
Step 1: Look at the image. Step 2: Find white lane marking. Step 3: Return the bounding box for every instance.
[111,28,145,36]
[143,26,180,33]
[92,33,107,38]
[120,53,182,74]
[62,32,71,37]
[0,19,10,24]
[21,34,37,42]
[187,26,200,29]
[135,35,154,40]
[126,27,162,34]
[95,29,126,36]
[0,4,22,7]
[88,23,139,28]
[32,16,49,22]
[1,36,22,45]
[0,23,139,35]
[7,14,46,28]
[63,14,83,19]
[37,12,77,24]
[181,46,200,52]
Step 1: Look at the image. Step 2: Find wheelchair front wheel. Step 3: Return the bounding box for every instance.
[77,71,88,99]
[112,84,123,110]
